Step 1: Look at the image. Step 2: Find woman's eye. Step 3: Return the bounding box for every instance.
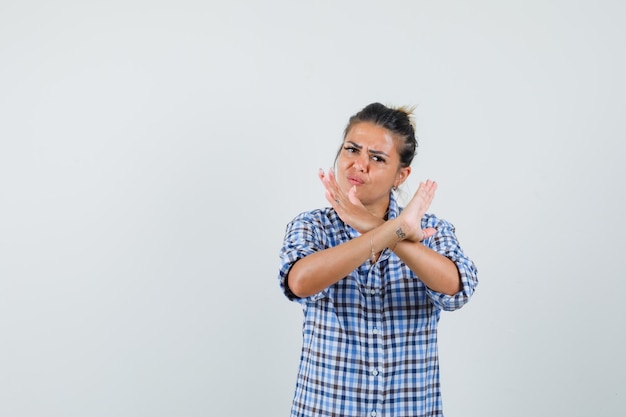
[371,155,386,163]
[344,146,358,153]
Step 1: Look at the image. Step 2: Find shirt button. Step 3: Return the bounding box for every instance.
[370,288,376,295]
[372,369,379,376]
[370,411,378,417]
[372,327,378,335]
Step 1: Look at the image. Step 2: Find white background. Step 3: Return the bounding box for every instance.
[1,1,625,416]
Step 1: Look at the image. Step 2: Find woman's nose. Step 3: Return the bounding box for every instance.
[354,155,368,172]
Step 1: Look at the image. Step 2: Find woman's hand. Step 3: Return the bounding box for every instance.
[319,168,383,233]
[397,179,438,242]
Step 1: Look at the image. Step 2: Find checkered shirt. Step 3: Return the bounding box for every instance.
[278,193,478,417]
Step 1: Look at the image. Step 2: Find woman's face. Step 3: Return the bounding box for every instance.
[336,122,410,215]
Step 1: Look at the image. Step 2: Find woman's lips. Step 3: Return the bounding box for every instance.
[348,176,364,185]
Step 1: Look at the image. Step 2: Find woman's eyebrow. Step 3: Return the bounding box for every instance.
[346,141,389,157]
[369,149,389,158]
[347,141,389,157]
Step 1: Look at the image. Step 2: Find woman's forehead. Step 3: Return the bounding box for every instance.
[345,123,398,150]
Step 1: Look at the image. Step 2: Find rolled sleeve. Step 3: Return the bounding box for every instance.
[423,215,478,311]
[278,212,328,303]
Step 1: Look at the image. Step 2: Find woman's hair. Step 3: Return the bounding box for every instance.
[335,102,418,168]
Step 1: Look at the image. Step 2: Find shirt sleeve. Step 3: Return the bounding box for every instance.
[422,215,478,312]
[278,212,328,303]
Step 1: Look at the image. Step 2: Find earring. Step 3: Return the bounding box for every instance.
[392,186,398,192]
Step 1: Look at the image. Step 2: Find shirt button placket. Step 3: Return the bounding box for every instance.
[368,286,383,417]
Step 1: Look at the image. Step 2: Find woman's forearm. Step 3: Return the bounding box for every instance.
[393,240,462,295]
[287,219,405,298]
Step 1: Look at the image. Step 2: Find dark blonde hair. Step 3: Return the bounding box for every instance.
[336,102,417,167]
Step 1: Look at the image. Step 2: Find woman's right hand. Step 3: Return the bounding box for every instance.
[318,168,383,233]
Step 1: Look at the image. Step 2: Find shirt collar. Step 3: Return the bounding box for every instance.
[386,192,400,220]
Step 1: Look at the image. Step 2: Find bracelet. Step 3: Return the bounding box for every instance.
[370,234,376,263]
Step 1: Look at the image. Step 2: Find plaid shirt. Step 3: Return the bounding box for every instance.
[278,193,478,417]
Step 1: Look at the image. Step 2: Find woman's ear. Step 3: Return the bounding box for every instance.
[394,166,411,188]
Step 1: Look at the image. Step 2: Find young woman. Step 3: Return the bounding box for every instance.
[278,102,478,417]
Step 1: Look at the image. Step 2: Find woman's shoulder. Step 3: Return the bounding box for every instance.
[420,212,457,232]
[289,207,336,225]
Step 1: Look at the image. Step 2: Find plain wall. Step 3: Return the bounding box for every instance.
[1,0,625,416]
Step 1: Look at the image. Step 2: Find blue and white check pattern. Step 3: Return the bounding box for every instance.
[279,194,478,417]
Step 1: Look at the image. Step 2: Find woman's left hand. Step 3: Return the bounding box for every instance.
[319,168,383,233]
[397,179,438,242]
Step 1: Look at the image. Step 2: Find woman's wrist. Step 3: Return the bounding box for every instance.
[373,218,408,252]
